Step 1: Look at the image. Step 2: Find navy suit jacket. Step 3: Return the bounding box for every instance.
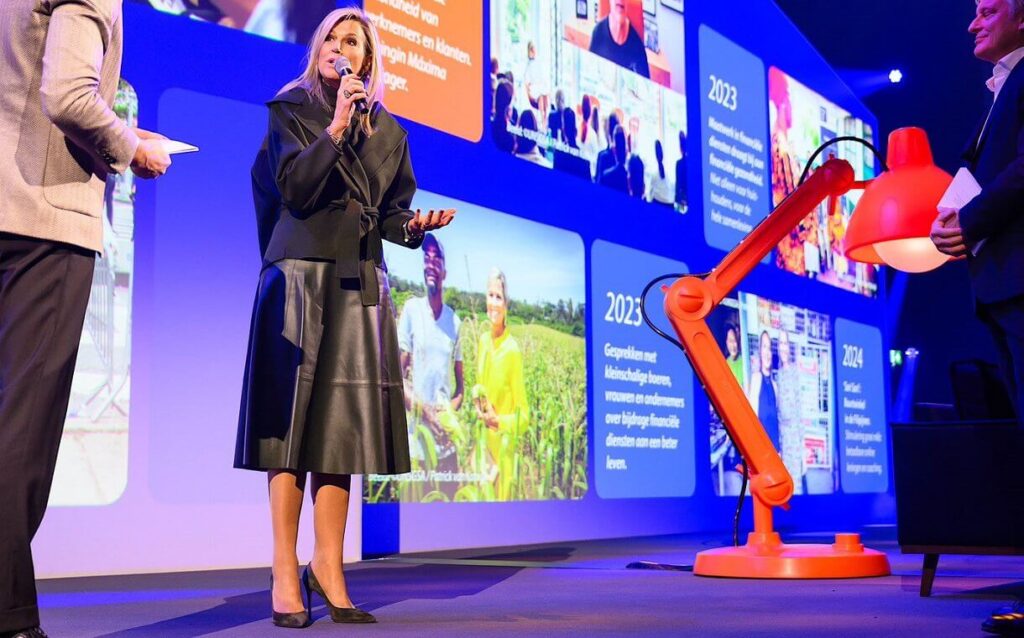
[961,61,1024,304]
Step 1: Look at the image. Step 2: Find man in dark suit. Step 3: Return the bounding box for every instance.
[0,1,170,636]
[593,113,620,182]
[929,0,1024,634]
[675,130,688,212]
[932,0,1024,423]
[598,126,630,194]
[553,108,592,180]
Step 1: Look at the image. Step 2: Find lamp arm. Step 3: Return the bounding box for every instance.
[661,158,856,510]
[707,158,857,303]
[668,312,795,506]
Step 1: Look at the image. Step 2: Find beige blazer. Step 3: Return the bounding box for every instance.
[0,0,139,252]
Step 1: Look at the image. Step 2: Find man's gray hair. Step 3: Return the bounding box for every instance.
[981,0,1024,16]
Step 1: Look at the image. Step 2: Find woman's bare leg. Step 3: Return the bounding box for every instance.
[268,469,306,613]
[309,473,354,607]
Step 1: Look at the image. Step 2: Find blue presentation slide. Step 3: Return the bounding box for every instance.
[698,25,770,254]
[591,240,695,499]
[835,318,889,493]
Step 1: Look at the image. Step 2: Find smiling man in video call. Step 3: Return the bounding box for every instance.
[929,1,1024,635]
[0,1,171,636]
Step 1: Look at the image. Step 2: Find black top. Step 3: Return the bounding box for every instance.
[588,17,650,79]
[960,61,1024,304]
[553,148,591,180]
[252,84,422,305]
[675,154,687,206]
[599,163,629,194]
[594,147,616,183]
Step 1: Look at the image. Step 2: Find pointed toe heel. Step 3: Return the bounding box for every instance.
[271,573,311,628]
[303,564,377,624]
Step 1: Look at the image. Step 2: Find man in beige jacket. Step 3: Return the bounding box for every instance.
[0,1,171,636]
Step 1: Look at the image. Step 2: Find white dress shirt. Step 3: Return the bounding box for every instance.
[979,46,1024,138]
[987,46,1024,99]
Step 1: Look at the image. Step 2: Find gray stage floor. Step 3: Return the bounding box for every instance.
[37,531,1024,637]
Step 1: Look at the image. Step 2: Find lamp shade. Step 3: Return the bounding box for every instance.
[844,127,953,273]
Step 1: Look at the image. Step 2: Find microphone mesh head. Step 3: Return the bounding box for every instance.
[334,56,351,75]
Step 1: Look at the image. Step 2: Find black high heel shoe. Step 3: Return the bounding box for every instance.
[303,564,377,624]
[271,574,311,629]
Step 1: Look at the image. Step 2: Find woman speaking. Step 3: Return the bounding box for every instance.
[234,7,454,628]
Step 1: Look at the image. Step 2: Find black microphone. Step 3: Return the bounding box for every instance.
[334,56,369,114]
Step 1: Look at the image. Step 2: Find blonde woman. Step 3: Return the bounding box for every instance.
[234,8,454,627]
[474,268,529,500]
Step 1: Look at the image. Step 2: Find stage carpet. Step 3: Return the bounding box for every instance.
[37,530,1023,637]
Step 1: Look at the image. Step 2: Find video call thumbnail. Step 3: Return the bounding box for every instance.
[490,0,689,209]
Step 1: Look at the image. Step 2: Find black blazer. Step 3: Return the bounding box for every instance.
[960,61,1024,304]
[252,85,422,305]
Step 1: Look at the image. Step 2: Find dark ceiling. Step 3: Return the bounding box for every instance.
[774,1,1001,406]
[775,0,989,172]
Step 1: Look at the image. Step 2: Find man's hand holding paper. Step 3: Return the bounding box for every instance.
[931,208,969,258]
[930,167,984,259]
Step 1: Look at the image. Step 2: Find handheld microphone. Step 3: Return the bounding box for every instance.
[334,56,369,114]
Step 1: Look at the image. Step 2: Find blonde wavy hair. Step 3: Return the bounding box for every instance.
[280,8,385,135]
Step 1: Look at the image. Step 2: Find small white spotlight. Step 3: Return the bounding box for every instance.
[889,69,903,84]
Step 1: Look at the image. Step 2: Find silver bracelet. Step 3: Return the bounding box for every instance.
[403,219,424,243]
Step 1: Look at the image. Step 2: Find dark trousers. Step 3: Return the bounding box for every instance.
[0,233,94,632]
[979,296,1024,425]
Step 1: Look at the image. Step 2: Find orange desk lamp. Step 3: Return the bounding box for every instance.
[659,127,950,578]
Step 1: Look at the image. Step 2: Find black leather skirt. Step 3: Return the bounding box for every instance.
[234,259,411,475]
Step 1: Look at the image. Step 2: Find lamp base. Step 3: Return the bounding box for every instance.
[694,532,890,579]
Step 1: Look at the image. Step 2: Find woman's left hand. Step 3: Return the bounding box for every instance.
[408,208,456,234]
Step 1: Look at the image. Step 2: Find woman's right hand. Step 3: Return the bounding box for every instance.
[327,73,368,138]
[475,398,499,431]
